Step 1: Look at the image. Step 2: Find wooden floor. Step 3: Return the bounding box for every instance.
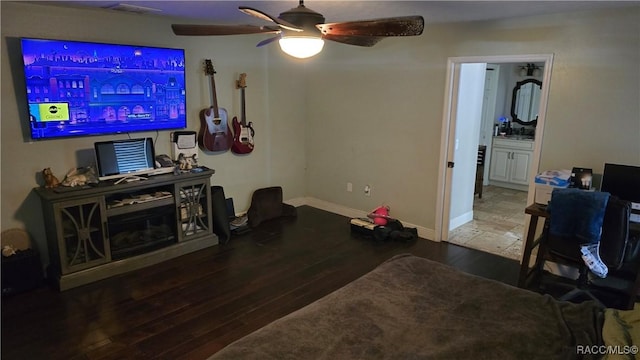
[2,206,521,360]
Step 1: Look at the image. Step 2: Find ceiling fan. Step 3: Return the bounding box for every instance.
[171,0,425,59]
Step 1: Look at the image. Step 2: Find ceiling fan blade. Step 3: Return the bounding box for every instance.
[171,24,280,36]
[239,6,303,32]
[317,16,424,37]
[256,35,281,47]
[322,34,383,47]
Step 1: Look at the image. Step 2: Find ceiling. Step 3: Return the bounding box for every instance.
[26,1,635,25]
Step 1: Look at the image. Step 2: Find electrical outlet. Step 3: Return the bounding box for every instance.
[347,182,353,192]
[364,185,371,196]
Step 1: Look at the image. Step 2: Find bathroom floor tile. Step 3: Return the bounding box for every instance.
[448,185,527,261]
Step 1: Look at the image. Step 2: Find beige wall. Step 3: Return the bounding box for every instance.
[1,2,307,264]
[2,2,639,267]
[305,6,639,229]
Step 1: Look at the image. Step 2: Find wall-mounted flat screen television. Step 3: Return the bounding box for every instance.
[21,38,187,140]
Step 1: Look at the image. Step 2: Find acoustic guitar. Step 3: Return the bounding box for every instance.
[199,59,231,152]
[231,73,255,154]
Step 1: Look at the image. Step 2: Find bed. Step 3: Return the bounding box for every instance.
[209,254,639,360]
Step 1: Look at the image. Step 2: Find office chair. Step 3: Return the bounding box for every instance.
[535,192,638,309]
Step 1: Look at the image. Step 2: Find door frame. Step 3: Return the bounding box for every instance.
[434,54,554,245]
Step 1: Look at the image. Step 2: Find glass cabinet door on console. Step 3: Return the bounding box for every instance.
[175,179,212,242]
[53,197,110,274]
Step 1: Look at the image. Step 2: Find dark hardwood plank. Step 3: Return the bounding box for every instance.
[1,206,520,360]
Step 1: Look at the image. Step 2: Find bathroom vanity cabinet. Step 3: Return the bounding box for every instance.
[489,138,533,191]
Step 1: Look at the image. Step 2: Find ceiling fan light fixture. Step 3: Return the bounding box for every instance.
[172,2,425,59]
[278,36,324,59]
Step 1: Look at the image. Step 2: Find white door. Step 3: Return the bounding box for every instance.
[479,65,500,185]
[448,63,486,231]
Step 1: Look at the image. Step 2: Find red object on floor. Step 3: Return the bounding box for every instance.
[370,206,390,226]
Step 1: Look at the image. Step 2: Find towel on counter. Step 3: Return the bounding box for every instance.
[548,188,610,245]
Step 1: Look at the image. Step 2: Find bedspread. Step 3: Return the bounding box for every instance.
[209,254,604,359]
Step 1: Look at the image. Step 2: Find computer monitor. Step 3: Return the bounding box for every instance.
[601,163,640,213]
[95,137,156,183]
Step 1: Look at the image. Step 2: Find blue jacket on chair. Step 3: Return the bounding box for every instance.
[547,188,610,245]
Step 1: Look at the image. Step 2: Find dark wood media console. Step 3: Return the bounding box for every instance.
[34,168,218,290]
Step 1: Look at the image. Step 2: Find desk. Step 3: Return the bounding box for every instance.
[518,203,549,288]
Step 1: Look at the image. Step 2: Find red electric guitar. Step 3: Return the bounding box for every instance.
[199,59,231,152]
[231,73,255,155]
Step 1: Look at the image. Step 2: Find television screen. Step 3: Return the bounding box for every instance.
[21,38,187,140]
[95,137,156,182]
[601,163,640,207]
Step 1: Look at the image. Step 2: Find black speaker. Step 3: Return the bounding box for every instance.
[2,249,44,296]
[211,186,231,244]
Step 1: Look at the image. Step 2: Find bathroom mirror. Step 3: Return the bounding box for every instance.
[511,79,542,126]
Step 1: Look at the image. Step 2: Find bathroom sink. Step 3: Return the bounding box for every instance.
[502,135,534,141]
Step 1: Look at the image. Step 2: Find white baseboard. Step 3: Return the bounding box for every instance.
[449,211,473,230]
[285,197,436,241]
[284,197,315,209]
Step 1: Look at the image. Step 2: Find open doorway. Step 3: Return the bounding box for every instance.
[434,54,554,262]
[448,63,539,259]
